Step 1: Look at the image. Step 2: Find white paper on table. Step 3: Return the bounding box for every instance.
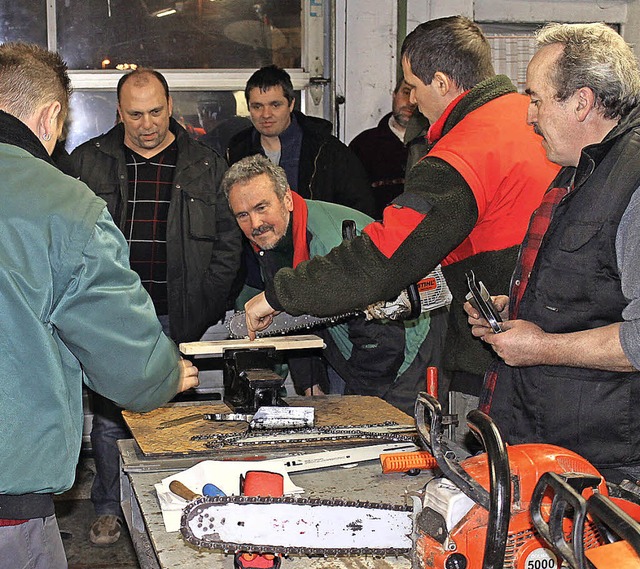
[155,459,304,532]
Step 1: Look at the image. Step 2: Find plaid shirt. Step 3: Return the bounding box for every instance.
[480,182,570,413]
[124,142,177,316]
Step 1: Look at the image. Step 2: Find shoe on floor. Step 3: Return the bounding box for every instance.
[89,514,122,546]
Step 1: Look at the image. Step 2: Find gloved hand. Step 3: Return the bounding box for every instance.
[364,290,413,321]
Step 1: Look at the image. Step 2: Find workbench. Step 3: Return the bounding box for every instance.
[117,397,426,569]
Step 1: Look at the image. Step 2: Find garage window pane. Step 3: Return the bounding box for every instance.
[56,0,301,70]
[0,0,47,45]
[66,90,259,153]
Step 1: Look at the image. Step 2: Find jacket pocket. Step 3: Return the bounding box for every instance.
[557,222,600,252]
[185,193,217,239]
[534,222,602,311]
[538,368,633,465]
[91,184,120,216]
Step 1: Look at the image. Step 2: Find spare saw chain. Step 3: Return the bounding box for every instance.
[180,495,413,556]
[190,421,417,448]
[227,310,356,339]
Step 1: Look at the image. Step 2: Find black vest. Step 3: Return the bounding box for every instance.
[490,113,640,469]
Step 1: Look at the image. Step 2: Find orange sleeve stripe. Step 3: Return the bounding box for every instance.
[363,206,426,259]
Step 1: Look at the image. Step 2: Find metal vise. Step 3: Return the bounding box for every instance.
[222,347,287,413]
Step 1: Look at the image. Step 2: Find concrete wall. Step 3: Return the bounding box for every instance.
[336,0,637,143]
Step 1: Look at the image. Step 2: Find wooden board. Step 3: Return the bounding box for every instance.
[179,334,325,356]
[122,396,415,457]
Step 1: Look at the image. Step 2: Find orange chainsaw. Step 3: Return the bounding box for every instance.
[530,470,640,568]
[181,392,640,568]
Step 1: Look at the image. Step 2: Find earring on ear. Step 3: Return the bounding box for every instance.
[42,133,52,141]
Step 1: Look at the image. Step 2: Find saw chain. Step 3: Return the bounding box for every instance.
[227,310,356,339]
[191,421,417,448]
[180,495,413,556]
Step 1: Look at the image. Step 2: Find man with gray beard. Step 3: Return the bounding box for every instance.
[349,77,418,219]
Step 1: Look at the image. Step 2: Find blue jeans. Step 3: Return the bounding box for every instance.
[90,393,129,517]
[0,515,67,569]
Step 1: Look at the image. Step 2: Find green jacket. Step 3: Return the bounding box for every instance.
[238,197,431,402]
[0,119,181,495]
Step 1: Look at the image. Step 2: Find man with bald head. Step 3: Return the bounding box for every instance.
[72,68,241,544]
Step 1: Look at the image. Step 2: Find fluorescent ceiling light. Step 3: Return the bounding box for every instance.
[155,8,176,17]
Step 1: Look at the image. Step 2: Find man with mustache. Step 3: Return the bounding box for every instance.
[227,64,374,217]
[71,68,241,545]
[349,76,418,219]
[466,23,640,483]
[225,154,434,408]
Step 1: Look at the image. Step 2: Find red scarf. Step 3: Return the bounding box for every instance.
[290,191,310,267]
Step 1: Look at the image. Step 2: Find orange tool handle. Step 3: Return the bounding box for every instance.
[426,366,438,399]
[380,450,438,473]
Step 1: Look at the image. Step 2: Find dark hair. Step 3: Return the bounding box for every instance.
[117,68,170,102]
[0,42,71,124]
[536,22,640,120]
[244,65,295,104]
[401,16,494,91]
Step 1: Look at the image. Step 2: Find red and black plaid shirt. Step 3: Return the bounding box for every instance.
[124,142,177,316]
[480,182,570,413]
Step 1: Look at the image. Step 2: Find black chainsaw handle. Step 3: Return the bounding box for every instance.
[414,394,511,569]
[530,472,590,569]
[467,409,512,569]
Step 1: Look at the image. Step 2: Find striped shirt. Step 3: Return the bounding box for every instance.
[124,142,177,316]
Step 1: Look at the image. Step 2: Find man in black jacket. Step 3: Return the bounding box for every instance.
[71,68,241,545]
[227,65,374,217]
[467,23,640,483]
[349,77,417,219]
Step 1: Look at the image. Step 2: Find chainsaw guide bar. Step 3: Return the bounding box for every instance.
[181,495,413,556]
[228,311,355,339]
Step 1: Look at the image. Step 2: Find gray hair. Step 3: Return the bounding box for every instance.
[0,43,71,124]
[222,154,289,204]
[536,22,640,120]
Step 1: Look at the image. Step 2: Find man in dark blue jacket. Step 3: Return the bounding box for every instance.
[227,65,374,217]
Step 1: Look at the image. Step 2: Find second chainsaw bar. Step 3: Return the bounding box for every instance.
[227,310,355,338]
[190,421,417,448]
[181,495,413,556]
